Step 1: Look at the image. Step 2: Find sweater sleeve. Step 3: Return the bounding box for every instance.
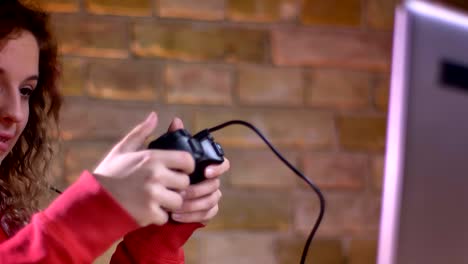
[0,171,139,264]
[110,221,203,264]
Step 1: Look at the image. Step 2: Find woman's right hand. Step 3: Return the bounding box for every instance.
[92,112,194,227]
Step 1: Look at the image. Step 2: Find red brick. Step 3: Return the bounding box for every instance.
[60,57,85,96]
[366,0,399,31]
[374,74,390,112]
[206,189,292,230]
[348,240,378,264]
[132,22,267,63]
[306,69,372,110]
[302,152,368,190]
[225,149,298,189]
[271,28,392,71]
[301,0,361,26]
[276,237,345,264]
[59,99,194,141]
[63,141,113,184]
[227,0,298,22]
[46,144,66,191]
[337,115,387,151]
[158,0,224,20]
[51,15,129,58]
[184,237,203,264]
[182,236,200,264]
[363,195,382,238]
[85,0,152,16]
[198,233,276,263]
[87,59,158,101]
[164,63,233,105]
[195,109,334,149]
[372,155,385,192]
[39,0,79,12]
[295,191,381,238]
[238,65,304,106]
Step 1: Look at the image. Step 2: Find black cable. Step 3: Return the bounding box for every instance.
[207,120,326,264]
[49,186,62,195]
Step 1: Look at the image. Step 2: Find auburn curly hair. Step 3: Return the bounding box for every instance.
[0,0,62,236]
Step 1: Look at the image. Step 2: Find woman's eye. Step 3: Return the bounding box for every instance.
[19,86,33,98]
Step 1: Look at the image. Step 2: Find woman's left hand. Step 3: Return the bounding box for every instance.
[166,118,230,223]
[171,159,229,223]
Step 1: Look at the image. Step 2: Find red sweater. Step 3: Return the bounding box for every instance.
[0,171,202,263]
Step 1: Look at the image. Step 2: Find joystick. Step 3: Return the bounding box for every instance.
[148,129,225,184]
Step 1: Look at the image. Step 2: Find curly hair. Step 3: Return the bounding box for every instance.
[0,0,62,236]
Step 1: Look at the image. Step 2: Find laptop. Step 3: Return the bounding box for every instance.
[377,1,468,263]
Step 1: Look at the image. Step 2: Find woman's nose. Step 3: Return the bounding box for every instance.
[0,90,25,124]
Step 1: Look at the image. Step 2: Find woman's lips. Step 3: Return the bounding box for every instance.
[0,133,14,152]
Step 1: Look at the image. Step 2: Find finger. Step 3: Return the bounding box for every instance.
[175,190,221,213]
[149,203,170,225]
[172,205,219,223]
[205,158,230,179]
[152,167,190,191]
[167,117,184,132]
[138,149,195,175]
[116,112,158,153]
[181,178,220,199]
[149,184,184,211]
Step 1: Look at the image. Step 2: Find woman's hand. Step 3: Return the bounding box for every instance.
[172,160,229,223]
[93,112,194,227]
[166,118,230,223]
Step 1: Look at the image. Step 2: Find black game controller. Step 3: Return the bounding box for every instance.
[148,129,225,184]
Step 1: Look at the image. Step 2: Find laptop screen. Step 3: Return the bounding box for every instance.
[378,1,468,263]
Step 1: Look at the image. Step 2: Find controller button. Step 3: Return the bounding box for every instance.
[213,142,224,156]
[189,138,203,155]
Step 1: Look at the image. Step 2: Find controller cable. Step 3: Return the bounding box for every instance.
[50,186,62,194]
[206,120,325,264]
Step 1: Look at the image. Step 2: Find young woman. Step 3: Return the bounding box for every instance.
[0,1,229,263]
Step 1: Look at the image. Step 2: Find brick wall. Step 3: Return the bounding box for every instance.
[37,0,468,263]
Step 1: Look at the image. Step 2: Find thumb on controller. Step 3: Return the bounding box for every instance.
[167,117,184,132]
[116,112,158,153]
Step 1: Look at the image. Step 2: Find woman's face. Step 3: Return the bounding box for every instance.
[0,30,39,164]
